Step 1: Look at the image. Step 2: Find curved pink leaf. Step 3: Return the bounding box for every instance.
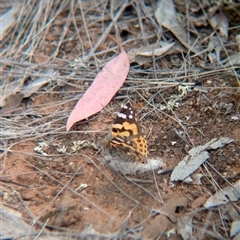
[67,47,130,131]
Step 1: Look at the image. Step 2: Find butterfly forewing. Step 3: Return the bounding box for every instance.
[109,102,147,163]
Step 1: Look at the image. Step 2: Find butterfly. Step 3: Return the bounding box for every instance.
[107,102,148,163]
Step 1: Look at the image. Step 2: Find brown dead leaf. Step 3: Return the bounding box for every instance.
[210,10,229,40]
[34,52,51,64]
[154,0,202,55]
[0,93,24,114]
[127,42,175,63]
[0,77,24,108]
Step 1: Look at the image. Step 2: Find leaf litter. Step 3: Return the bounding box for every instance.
[154,0,202,55]
[127,41,175,64]
[0,68,55,114]
[1,0,240,239]
[204,180,240,208]
[170,137,234,183]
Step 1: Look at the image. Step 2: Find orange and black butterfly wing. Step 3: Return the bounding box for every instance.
[109,102,147,163]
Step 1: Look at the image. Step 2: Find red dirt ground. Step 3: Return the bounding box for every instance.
[1,74,239,239]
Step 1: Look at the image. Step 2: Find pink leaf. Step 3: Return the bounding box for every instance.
[67,40,130,131]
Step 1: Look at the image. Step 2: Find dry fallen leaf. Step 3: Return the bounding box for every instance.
[210,10,229,40]
[154,0,201,55]
[0,68,54,114]
[127,41,175,63]
[222,53,240,67]
[204,180,240,208]
[21,68,54,98]
[0,4,20,41]
[207,36,223,63]
[177,213,194,240]
[170,137,234,182]
[67,38,130,131]
[0,76,24,108]
[0,93,24,114]
[231,221,240,238]
[1,206,36,236]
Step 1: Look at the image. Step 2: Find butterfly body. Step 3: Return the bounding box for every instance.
[108,102,148,163]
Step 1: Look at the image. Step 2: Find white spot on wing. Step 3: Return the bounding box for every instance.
[129,114,133,119]
[118,113,127,119]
